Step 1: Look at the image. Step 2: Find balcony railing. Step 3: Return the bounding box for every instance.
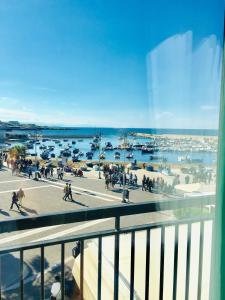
[0,196,215,300]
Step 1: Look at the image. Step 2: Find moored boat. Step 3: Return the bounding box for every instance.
[126,153,134,159]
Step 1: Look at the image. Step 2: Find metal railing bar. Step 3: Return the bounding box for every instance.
[20,250,24,300]
[130,231,135,300]
[185,223,192,300]
[0,216,213,255]
[40,246,45,300]
[61,243,65,300]
[145,229,150,300]
[97,237,102,300]
[159,226,165,300]
[114,216,120,300]
[197,221,204,300]
[80,240,84,300]
[0,196,215,234]
[0,254,2,300]
[172,225,179,300]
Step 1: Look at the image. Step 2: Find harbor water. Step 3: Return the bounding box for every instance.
[5,127,217,164]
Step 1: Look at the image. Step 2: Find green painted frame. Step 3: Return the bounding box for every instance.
[210,18,225,300]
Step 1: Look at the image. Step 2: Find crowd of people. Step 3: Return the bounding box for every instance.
[102,163,176,195]
[142,175,176,194]
[103,164,138,190]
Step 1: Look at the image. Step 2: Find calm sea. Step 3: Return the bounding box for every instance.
[40,127,218,137]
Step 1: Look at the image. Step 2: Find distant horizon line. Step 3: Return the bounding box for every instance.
[1,120,218,131]
[32,124,219,131]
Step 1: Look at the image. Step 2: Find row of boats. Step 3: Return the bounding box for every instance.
[20,137,209,163]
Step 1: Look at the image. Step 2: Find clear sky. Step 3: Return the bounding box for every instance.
[0,0,224,129]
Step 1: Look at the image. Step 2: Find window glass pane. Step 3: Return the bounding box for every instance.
[0,1,223,299]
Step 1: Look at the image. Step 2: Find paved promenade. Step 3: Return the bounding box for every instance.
[0,166,174,299]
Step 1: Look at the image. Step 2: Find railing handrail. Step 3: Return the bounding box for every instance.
[0,214,212,254]
[0,195,215,234]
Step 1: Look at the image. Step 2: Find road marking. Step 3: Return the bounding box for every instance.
[72,184,121,200]
[42,178,121,201]
[0,225,61,246]
[0,184,53,194]
[1,166,121,200]
[34,218,109,242]
[0,179,31,184]
[51,184,115,202]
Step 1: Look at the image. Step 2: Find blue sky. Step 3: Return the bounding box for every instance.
[0,0,224,128]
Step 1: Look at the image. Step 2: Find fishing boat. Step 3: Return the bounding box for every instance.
[26,144,34,150]
[72,140,76,145]
[114,152,121,159]
[40,150,50,160]
[126,153,134,159]
[99,153,106,159]
[61,149,71,157]
[141,147,154,154]
[59,143,63,147]
[90,143,99,151]
[149,155,167,162]
[177,155,190,162]
[93,136,100,143]
[86,151,93,159]
[30,153,37,157]
[104,142,113,151]
[72,155,80,162]
[125,146,133,151]
[73,148,79,154]
[63,139,68,142]
[191,158,203,163]
[133,143,144,150]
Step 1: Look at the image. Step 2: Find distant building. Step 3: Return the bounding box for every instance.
[8,121,20,126]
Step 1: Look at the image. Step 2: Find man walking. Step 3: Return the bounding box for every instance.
[28,167,32,179]
[60,168,64,180]
[63,183,69,201]
[142,175,146,191]
[68,183,73,201]
[17,188,25,207]
[10,192,21,212]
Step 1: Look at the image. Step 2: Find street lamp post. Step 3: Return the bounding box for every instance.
[122,131,127,202]
[98,133,101,179]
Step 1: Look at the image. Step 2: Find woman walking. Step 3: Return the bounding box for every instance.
[10,192,21,212]
[17,188,25,207]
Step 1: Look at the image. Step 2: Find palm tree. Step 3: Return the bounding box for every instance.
[9,145,27,159]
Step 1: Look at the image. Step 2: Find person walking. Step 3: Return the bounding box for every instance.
[57,168,60,179]
[105,175,110,190]
[68,183,73,201]
[28,167,32,179]
[63,183,69,201]
[10,192,21,211]
[60,168,64,180]
[50,167,54,177]
[142,175,146,191]
[17,188,25,207]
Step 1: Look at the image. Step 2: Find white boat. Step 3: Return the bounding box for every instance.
[126,153,134,159]
[99,153,106,159]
